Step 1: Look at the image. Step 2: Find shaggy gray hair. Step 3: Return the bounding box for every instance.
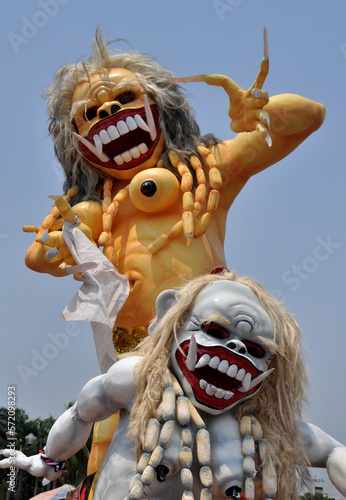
[44,29,219,204]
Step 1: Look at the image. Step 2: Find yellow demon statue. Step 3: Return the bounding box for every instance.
[22,30,326,474]
[24,29,325,347]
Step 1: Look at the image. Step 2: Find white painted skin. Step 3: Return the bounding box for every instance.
[169,281,276,415]
[1,282,346,497]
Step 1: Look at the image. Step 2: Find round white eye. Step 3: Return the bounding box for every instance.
[236,320,252,334]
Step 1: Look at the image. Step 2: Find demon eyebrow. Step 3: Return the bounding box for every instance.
[200,313,231,327]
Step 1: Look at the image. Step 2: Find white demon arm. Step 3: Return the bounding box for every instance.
[0,356,140,479]
[299,420,346,496]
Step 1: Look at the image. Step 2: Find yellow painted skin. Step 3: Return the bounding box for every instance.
[24,65,326,474]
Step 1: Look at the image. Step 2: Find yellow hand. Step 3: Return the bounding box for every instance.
[205,28,271,144]
[43,197,97,279]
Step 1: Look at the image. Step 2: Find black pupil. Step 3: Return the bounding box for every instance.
[140,180,157,197]
[85,107,98,121]
[118,91,136,104]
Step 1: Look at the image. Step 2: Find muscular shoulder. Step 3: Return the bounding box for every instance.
[103,356,142,409]
[77,356,141,422]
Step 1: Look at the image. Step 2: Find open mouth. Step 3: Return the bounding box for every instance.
[75,97,161,171]
[176,338,273,410]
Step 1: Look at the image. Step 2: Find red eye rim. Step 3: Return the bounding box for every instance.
[243,341,265,358]
[202,322,230,340]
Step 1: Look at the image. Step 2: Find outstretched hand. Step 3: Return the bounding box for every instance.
[24,195,99,279]
[0,449,61,482]
[42,196,96,278]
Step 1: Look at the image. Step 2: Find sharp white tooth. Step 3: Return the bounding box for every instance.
[73,132,110,162]
[205,384,217,396]
[217,359,229,373]
[199,379,207,390]
[134,114,150,133]
[209,356,220,369]
[195,354,210,369]
[224,391,234,400]
[117,120,129,135]
[138,143,148,154]
[107,125,120,140]
[215,388,226,399]
[93,134,103,156]
[122,151,132,163]
[126,116,137,131]
[236,368,246,381]
[130,146,141,159]
[144,95,157,141]
[114,155,124,166]
[238,368,275,393]
[227,364,238,378]
[185,334,197,371]
[241,372,252,392]
[99,129,111,144]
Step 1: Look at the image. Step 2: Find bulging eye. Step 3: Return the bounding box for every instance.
[202,322,229,340]
[117,91,136,104]
[243,341,265,358]
[84,106,98,121]
[129,168,179,213]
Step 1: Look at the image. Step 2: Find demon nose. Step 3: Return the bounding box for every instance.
[98,103,121,119]
[227,339,247,355]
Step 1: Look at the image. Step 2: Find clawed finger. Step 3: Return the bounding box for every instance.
[257,110,270,130]
[40,230,65,248]
[255,123,272,147]
[246,86,269,106]
[246,27,269,99]
[205,74,241,96]
[55,197,77,224]
[252,57,269,91]
[44,245,71,263]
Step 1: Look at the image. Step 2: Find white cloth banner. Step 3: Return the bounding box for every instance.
[60,218,130,373]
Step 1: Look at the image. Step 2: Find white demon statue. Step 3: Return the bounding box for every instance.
[1,271,345,499]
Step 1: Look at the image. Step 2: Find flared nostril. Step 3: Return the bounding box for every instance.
[111,104,121,114]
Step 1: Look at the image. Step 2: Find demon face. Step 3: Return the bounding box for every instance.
[170,281,275,415]
[72,68,164,180]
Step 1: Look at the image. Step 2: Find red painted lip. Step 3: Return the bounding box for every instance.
[176,340,263,410]
[79,105,161,170]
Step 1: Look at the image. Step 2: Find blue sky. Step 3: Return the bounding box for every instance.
[1,0,345,463]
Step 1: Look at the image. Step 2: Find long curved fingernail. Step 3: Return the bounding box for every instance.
[260,112,270,130]
[265,132,272,147]
[41,229,49,243]
[45,248,59,259]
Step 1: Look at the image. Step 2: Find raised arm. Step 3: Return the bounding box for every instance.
[201,29,325,194]
[211,92,325,187]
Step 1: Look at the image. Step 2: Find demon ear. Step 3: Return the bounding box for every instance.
[148,289,182,335]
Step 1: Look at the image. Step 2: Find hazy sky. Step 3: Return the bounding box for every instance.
[1,0,345,466]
